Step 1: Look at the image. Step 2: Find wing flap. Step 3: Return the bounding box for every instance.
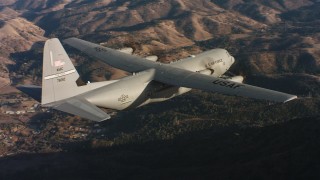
[53,98,110,122]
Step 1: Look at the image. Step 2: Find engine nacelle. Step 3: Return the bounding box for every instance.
[224,76,244,83]
[198,69,214,75]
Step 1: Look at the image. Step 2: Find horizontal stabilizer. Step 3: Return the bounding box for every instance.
[16,85,42,102]
[53,98,110,122]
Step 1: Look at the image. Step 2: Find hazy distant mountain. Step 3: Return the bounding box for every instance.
[211,0,315,10]
[2,0,319,50]
[11,0,71,10]
[0,0,16,6]
[23,0,266,41]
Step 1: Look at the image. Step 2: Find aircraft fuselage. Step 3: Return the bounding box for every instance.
[83,49,234,110]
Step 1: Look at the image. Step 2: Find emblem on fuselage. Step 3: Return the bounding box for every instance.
[118,94,129,103]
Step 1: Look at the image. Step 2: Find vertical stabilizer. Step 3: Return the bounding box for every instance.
[42,38,80,105]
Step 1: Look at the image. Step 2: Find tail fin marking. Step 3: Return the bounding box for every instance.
[41,38,80,105]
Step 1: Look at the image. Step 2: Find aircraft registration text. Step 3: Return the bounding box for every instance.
[212,80,244,89]
[94,47,108,53]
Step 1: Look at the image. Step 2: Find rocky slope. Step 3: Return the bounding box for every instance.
[0,7,46,90]
[211,0,316,23]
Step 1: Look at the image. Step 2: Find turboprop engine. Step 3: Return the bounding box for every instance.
[222,76,244,83]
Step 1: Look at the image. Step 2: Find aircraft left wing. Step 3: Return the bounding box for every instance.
[153,65,297,103]
[64,38,157,73]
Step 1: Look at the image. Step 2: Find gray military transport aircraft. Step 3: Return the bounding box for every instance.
[18,38,297,121]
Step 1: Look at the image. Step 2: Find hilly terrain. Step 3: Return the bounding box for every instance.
[1,0,319,91]
[0,0,320,179]
[0,6,45,92]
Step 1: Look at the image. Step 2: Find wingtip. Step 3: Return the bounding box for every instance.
[284,95,298,103]
[97,115,111,122]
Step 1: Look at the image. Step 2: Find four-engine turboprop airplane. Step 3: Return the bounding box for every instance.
[18,38,297,121]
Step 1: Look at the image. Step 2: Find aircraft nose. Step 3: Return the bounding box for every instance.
[230,56,235,64]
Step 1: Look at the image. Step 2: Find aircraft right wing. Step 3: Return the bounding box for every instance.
[153,65,297,103]
[64,38,157,73]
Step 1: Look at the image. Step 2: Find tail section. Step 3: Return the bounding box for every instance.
[41,38,111,121]
[42,38,79,105]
